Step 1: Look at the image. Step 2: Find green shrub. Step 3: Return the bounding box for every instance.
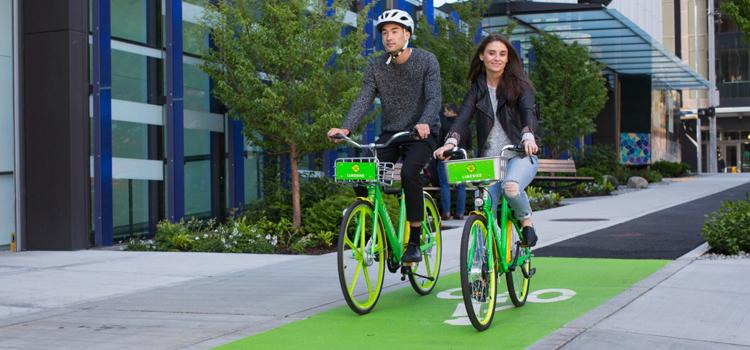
[303,194,353,238]
[300,177,350,208]
[125,237,155,251]
[702,197,750,255]
[225,216,279,254]
[576,145,620,174]
[576,167,603,182]
[527,186,563,211]
[651,161,689,177]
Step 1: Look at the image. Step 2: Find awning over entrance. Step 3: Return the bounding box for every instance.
[483,8,710,90]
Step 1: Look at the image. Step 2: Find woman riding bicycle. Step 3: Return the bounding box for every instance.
[434,33,540,247]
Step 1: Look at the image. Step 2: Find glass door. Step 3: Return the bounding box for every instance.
[743,143,750,173]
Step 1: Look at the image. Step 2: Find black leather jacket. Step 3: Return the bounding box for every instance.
[446,73,540,156]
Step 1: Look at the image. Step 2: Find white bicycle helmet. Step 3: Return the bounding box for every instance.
[375,9,414,33]
[375,10,414,64]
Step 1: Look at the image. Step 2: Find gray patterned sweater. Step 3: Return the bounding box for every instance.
[342,48,442,135]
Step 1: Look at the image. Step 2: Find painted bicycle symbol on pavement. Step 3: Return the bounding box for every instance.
[436,287,577,326]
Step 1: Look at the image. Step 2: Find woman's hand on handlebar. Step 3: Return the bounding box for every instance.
[433,144,455,160]
[327,128,350,143]
[523,138,539,155]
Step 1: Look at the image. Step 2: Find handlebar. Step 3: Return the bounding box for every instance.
[332,130,419,150]
[441,144,525,160]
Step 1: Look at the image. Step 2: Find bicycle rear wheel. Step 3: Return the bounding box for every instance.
[408,193,442,295]
[337,200,386,314]
[505,219,531,307]
[460,214,497,331]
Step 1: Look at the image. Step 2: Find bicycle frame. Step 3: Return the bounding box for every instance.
[467,185,530,275]
[348,184,438,264]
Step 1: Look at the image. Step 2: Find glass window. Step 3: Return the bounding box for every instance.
[244,151,261,204]
[0,175,14,246]
[183,21,209,56]
[184,63,211,112]
[112,120,149,159]
[112,179,149,239]
[721,131,739,140]
[112,50,148,103]
[185,160,211,216]
[185,129,211,216]
[112,0,149,44]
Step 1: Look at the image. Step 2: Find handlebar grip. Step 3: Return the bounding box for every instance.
[442,148,467,160]
[332,133,346,140]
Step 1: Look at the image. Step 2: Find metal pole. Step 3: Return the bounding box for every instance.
[12,0,22,251]
[696,116,702,174]
[708,0,718,173]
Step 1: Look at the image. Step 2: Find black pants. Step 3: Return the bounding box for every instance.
[355,132,437,224]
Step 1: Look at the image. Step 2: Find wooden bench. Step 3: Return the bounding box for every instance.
[532,158,594,187]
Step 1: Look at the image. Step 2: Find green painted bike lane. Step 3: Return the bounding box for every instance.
[216,257,667,350]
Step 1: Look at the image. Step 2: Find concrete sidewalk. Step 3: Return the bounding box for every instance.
[0,174,748,349]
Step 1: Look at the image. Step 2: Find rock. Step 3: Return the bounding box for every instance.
[602,174,619,187]
[627,176,648,189]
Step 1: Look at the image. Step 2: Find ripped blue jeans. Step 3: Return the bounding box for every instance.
[488,155,538,221]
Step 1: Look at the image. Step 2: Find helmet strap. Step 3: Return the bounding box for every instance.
[386,41,409,65]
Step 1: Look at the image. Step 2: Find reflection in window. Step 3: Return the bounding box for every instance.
[184,63,210,112]
[112,0,149,44]
[112,50,148,103]
[185,160,211,216]
[113,179,150,239]
[185,129,211,216]
[113,121,149,158]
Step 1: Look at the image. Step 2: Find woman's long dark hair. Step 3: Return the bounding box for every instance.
[467,33,534,106]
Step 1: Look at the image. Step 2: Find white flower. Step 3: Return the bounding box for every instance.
[203,234,209,238]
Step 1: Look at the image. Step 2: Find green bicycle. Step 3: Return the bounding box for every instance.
[333,131,442,315]
[444,145,535,331]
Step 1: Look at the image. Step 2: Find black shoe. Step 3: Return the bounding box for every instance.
[522,226,537,247]
[440,213,451,221]
[453,214,464,220]
[402,242,422,263]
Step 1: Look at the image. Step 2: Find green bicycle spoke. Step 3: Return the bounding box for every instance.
[361,261,373,295]
[348,261,362,296]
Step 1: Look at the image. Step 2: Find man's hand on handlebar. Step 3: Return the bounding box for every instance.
[327,128,350,143]
[415,124,430,140]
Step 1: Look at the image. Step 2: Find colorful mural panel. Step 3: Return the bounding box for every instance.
[620,133,651,165]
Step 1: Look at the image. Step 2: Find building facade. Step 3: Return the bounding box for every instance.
[3,0,436,251]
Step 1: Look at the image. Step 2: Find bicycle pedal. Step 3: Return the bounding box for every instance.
[521,265,536,279]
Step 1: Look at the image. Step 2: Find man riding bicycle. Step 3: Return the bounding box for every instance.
[327,9,442,264]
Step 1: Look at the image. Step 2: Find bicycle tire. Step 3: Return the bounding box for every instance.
[505,219,531,307]
[460,214,497,331]
[408,193,442,295]
[337,200,386,314]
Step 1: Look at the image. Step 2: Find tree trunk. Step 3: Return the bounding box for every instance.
[289,143,302,231]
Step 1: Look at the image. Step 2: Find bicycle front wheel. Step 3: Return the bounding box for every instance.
[505,220,531,307]
[337,200,386,315]
[408,193,442,295]
[460,214,497,331]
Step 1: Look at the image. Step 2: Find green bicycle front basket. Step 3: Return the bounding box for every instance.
[444,156,507,184]
[335,158,379,183]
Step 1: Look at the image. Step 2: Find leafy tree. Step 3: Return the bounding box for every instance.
[530,34,608,158]
[198,0,369,230]
[721,0,750,42]
[413,1,489,106]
